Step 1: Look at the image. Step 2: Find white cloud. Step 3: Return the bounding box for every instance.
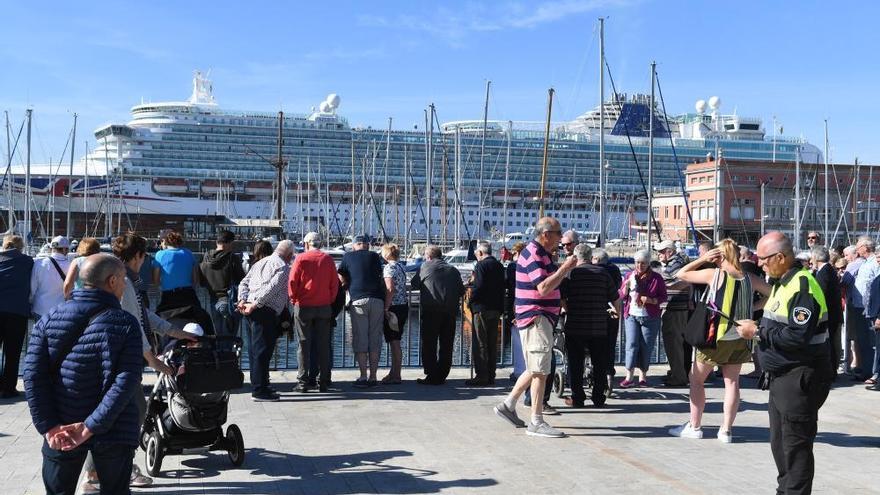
[358,0,635,45]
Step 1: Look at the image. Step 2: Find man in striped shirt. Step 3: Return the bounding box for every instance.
[494,217,577,438]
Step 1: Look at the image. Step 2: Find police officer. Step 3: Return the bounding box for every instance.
[735,231,832,495]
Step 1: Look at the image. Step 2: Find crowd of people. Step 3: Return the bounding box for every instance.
[0,219,875,493]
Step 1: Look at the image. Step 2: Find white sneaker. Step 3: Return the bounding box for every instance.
[668,422,703,439]
[717,429,733,443]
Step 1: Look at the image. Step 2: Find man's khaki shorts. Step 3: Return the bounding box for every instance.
[518,316,554,375]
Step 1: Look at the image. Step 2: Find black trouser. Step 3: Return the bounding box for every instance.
[295,305,332,386]
[565,333,610,405]
[421,309,456,382]
[661,309,692,384]
[42,441,133,495]
[246,306,279,393]
[828,323,842,378]
[768,365,831,495]
[471,310,500,383]
[0,312,27,393]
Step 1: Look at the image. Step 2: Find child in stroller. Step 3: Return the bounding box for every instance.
[141,323,246,476]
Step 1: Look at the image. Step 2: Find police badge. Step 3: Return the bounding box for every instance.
[792,306,811,325]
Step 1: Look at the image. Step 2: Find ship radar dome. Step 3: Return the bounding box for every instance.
[319,101,331,113]
[326,94,340,109]
[695,99,707,114]
[708,96,721,110]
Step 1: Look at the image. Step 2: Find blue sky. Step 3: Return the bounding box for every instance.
[1,0,877,165]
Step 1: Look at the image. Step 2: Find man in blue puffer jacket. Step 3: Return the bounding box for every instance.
[24,253,143,495]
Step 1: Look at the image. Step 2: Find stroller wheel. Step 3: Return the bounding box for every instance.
[226,424,245,467]
[554,369,566,398]
[145,430,163,477]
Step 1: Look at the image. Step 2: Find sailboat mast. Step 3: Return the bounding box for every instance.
[25,109,32,248]
[275,111,284,223]
[823,120,829,243]
[478,81,490,241]
[852,157,859,241]
[454,126,461,247]
[383,118,391,242]
[404,144,410,253]
[647,61,655,252]
[426,105,433,245]
[794,146,801,250]
[67,113,77,238]
[5,111,12,232]
[83,142,89,237]
[103,138,110,238]
[598,17,606,247]
[503,121,511,241]
[538,88,554,218]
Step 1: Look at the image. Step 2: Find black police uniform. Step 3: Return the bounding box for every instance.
[758,267,833,495]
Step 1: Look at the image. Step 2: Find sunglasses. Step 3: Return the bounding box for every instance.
[757,251,781,261]
[561,242,573,247]
[807,236,818,240]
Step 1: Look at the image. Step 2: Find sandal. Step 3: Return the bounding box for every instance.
[864,378,877,385]
[380,376,402,384]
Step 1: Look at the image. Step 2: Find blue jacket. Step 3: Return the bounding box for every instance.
[0,248,34,317]
[23,289,143,446]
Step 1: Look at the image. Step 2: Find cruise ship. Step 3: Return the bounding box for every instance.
[4,72,821,243]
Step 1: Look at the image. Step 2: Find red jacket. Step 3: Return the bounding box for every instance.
[288,249,339,307]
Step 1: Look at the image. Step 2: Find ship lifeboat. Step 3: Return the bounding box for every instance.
[152,178,188,194]
[329,184,353,198]
[245,180,273,195]
[201,179,222,194]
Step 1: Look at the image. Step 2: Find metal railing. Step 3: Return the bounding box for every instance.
[2,288,670,375]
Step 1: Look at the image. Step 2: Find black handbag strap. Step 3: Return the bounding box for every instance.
[48,257,67,281]
[51,307,110,376]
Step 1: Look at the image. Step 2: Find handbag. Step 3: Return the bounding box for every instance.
[684,268,722,350]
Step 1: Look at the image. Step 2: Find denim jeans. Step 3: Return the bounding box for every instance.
[42,441,134,495]
[209,290,241,337]
[872,329,880,377]
[624,315,661,372]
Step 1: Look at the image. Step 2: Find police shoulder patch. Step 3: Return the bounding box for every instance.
[792,306,812,325]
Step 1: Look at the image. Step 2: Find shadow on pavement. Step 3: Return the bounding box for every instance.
[254,380,507,403]
[147,448,497,494]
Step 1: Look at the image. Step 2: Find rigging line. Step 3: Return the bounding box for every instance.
[829,161,850,240]
[0,119,26,190]
[830,172,857,243]
[603,58,663,241]
[719,153,752,245]
[431,110,473,241]
[564,23,600,122]
[655,73,697,242]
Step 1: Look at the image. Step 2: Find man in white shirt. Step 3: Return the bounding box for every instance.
[29,236,72,319]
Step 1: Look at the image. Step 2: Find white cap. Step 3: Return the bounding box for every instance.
[50,236,71,249]
[181,323,204,337]
[653,240,676,252]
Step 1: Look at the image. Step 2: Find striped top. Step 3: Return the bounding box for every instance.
[514,240,561,328]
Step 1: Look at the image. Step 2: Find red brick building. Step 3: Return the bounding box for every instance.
[652,155,878,248]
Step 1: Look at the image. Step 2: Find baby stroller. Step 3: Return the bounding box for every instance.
[551,331,595,398]
[140,335,246,476]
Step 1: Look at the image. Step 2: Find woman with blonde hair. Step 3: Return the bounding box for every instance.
[381,243,408,384]
[669,238,770,443]
[62,237,101,299]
